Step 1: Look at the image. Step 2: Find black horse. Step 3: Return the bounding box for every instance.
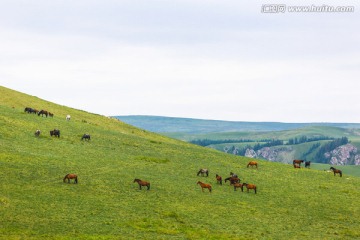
[305,161,311,168]
[34,130,41,137]
[197,168,209,177]
[81,134,91,141]
[330,167,342,177]
[50,129,60,138]
[25,107,38,114]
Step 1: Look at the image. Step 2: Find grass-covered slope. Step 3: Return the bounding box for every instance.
[1,86,360,239]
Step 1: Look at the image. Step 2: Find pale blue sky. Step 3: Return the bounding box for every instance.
[1,0,359,122]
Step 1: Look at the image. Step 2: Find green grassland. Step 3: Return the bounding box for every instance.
[164,126,360,142]
[1,86,360,239]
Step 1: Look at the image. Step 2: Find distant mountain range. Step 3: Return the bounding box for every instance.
[113,115,360,133]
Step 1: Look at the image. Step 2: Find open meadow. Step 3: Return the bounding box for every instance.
[1,86,360,239]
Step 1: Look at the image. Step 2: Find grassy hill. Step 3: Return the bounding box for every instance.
[1,86,360,239]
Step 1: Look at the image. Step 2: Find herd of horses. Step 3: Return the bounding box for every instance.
[25,107,54,117]
[196,164,258,194]
[24,107,344,194]
[293,159,311,169]
[27,107,90,141]
[63,160,343,192]
[194,159,343,194]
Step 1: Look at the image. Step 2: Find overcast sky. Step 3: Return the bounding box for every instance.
[1,0,359,122]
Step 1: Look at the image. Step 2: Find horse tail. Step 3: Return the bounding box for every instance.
[340,171,342,177]
[147,183,150,190]
[209,186,212,193]
[255,187,257,194]
[75,176,78,184]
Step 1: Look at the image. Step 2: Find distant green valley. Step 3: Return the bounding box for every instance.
[115,116,360,168]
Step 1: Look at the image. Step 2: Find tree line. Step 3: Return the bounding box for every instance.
[315,137,349,163]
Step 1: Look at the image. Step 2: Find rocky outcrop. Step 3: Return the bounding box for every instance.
[325,144,360,165]
[245,147,292,162]
[226,143,360,165]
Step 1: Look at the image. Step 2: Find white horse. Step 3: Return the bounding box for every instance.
[66,115,71,121]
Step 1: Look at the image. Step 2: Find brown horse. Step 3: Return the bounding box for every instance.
[330,167,342,177]
[224,176,240,185]
[215,174,222,185]
[293,159,304,166]
[38,110,48,117]
[247,161,258,169]
[63,174,78,184]
[197,181,212,192]
[293,163,301,168]
[243,183,257,194]
[133,178,150,190]
[233,183,244,192]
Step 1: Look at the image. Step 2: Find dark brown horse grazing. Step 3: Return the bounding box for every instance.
[330,167,342,177]
[81,134,91,141]
[243,183,257,194]
[133,178,150,190]
[305,161,311,168]
[38,110,48,117]
[224,176,240,185]
[233,183,244,192]
[197,168,209,177]
[50,129,60,137]
[63,174,78,183]
[293,159,304,166]
[247,161,258,169]
[215,174,222,185]
[197,181,212,193]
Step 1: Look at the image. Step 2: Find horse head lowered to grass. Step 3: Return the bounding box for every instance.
[63,174,78,184]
